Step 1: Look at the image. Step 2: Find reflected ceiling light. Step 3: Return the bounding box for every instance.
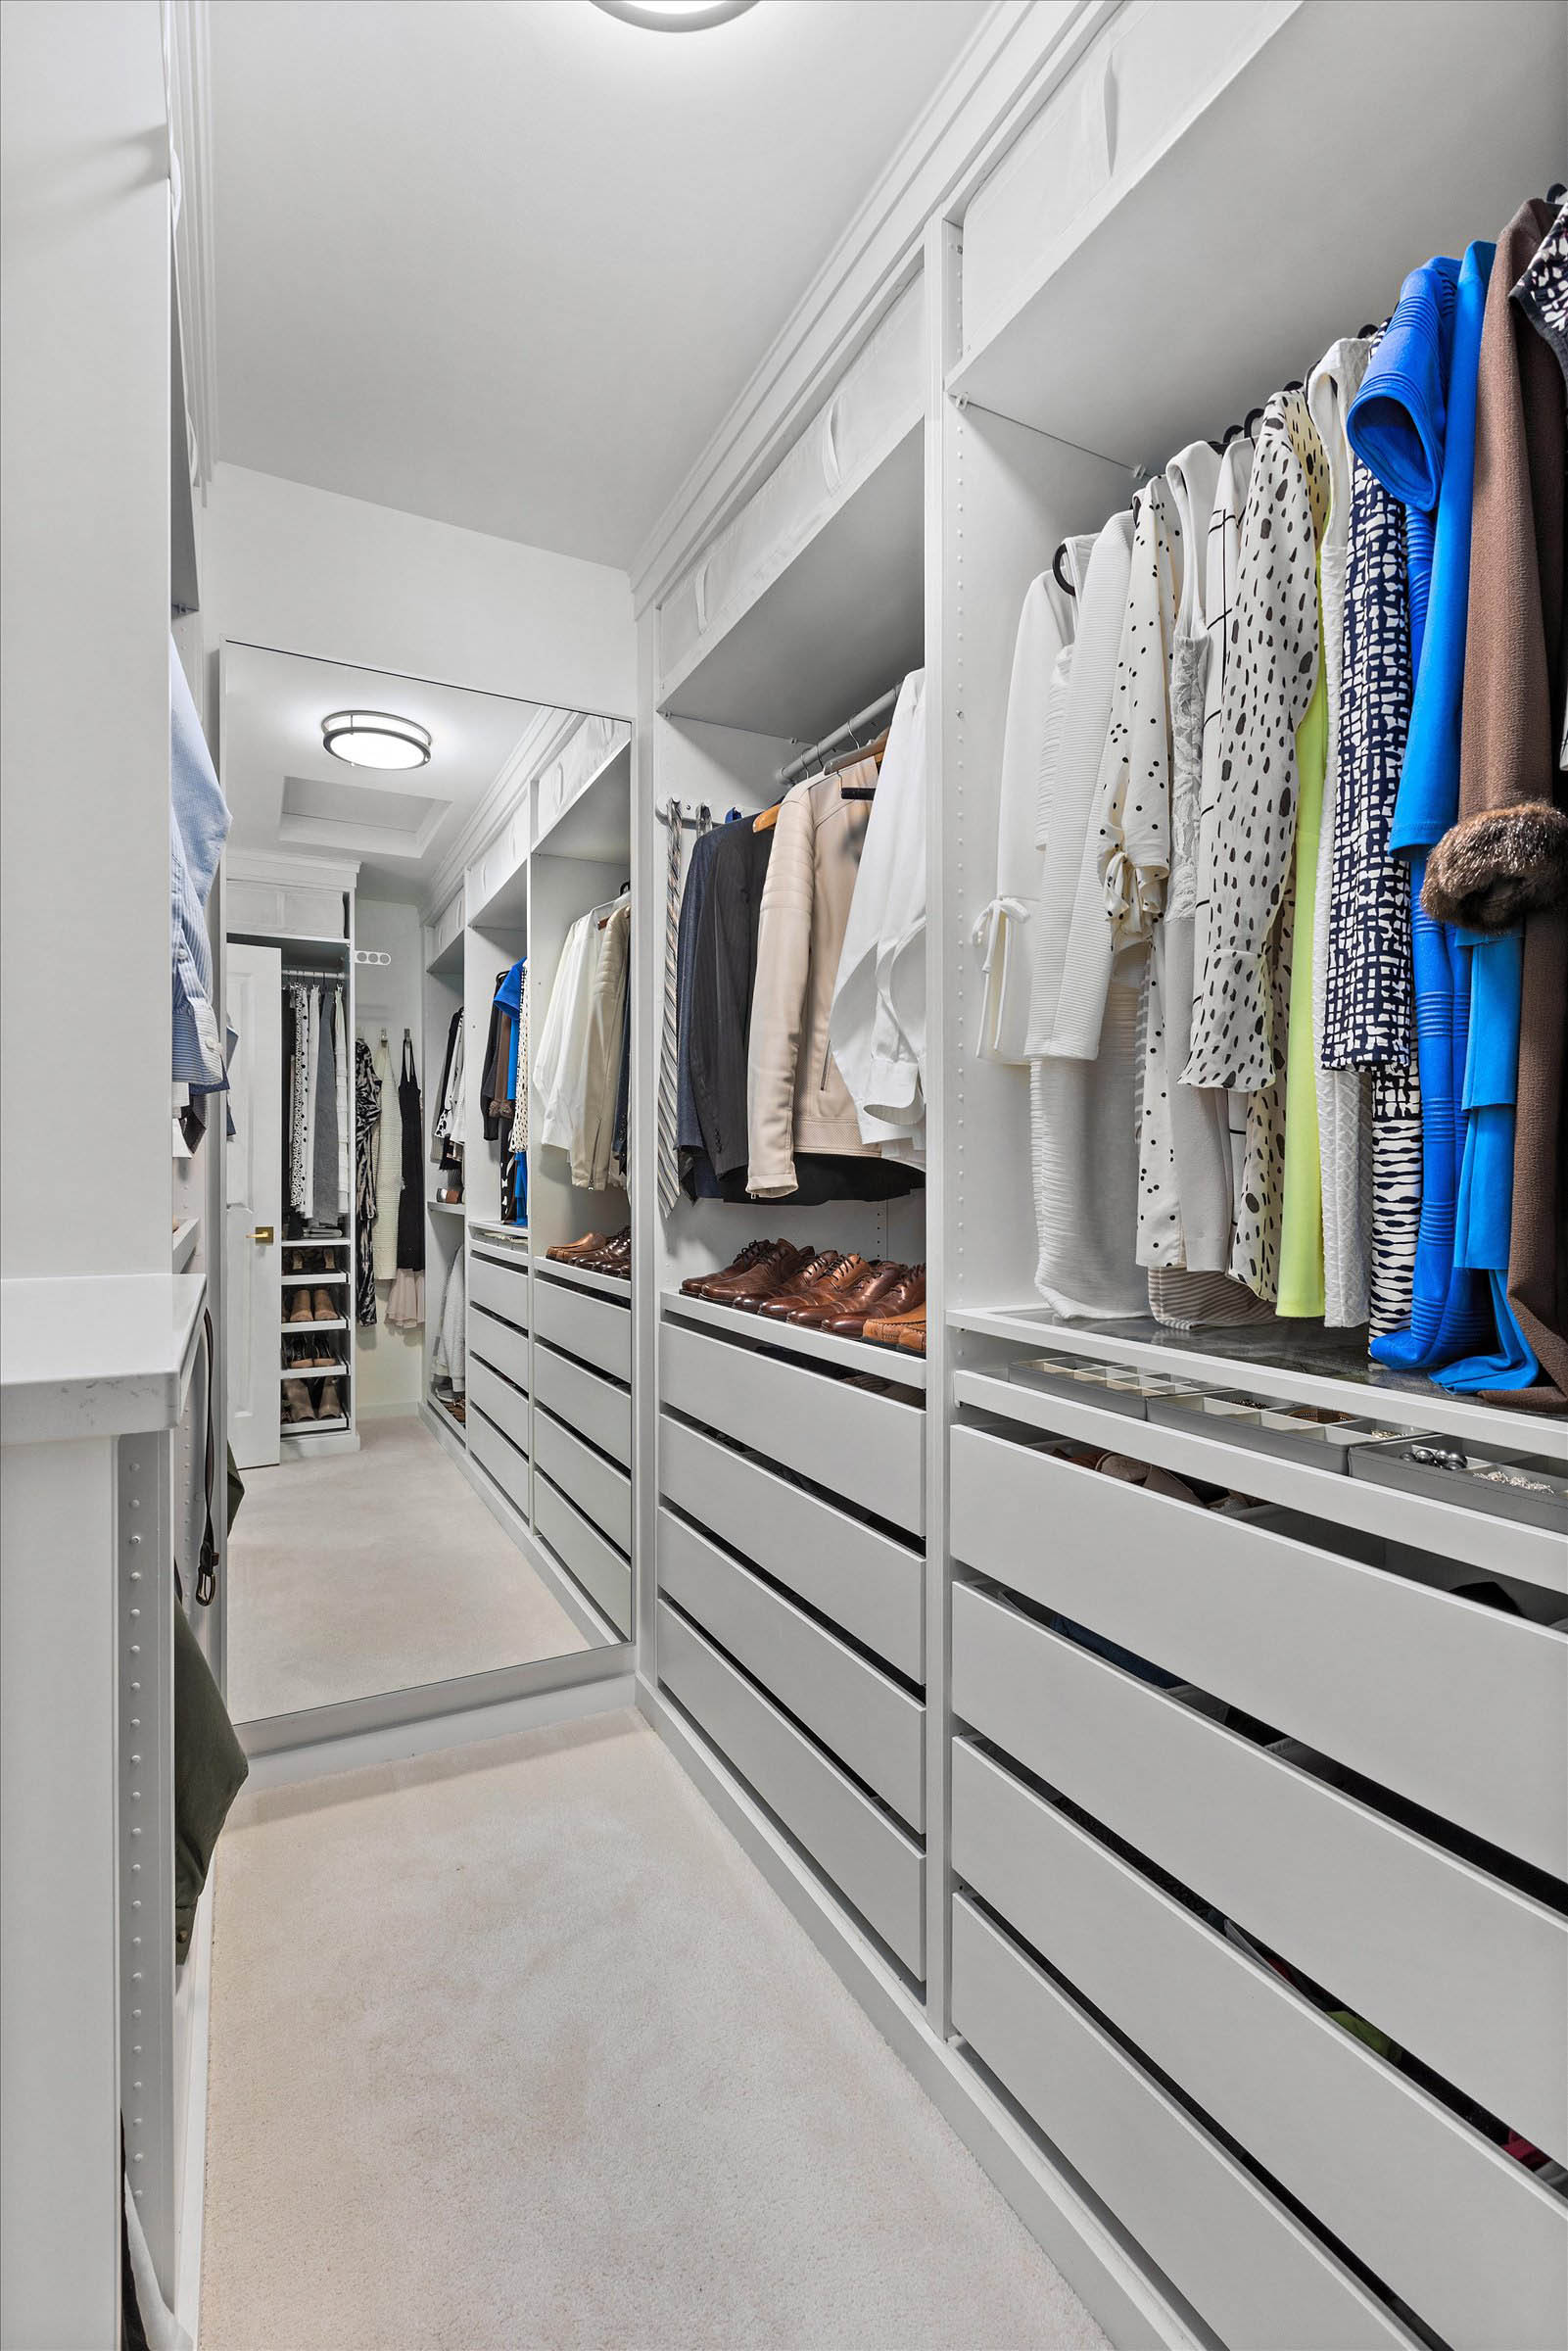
[591,1,758,29]
[321,710,432,771]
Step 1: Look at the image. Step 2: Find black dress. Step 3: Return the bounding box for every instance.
[396,1037,424,1271]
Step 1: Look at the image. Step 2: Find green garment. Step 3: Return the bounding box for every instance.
[1278,579,1328,1317]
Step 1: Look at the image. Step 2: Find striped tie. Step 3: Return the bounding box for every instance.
[656,796,684,1215]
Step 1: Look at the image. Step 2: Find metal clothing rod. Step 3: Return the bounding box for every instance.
[775,684,900,790]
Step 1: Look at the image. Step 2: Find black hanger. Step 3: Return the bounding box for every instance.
[1358,321,1380,339]
[1283,378,1305,394]
[1547,180,1565,206]
[1052,542,1076,598]
[1206,436,1225,454]
[1243,405,1266,438]
[1221,419,1248,447]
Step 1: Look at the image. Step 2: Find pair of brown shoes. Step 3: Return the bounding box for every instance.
[862,1300,927,1356]
[282,1377,344,1424]
[287,1287,339,1324]
[546,1227,631,1277]
[689,1242,927,1340]
[284,1333,339,1370]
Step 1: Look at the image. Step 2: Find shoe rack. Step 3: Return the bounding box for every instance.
[280,1235,352,1439]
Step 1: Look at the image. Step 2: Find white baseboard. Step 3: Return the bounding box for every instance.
[637,1677,1204,2351]
[355,1396,420,1421]
[244,1668,636,1792]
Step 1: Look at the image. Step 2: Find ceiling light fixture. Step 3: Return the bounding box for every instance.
[591,1,758,30]
[321,710,432,772]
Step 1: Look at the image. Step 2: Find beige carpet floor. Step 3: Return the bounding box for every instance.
[202,1710,1111,2351]
[226,1417,590,1724]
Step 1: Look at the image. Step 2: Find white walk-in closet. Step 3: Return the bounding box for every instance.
[2,2,1565,2346]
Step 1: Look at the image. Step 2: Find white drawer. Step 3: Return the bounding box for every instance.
[658,1602,924,1977]
[659,1416,922,1680]
[533,1344,630,1469]
[536,1474,631,1638]
[469,1402,528,1520]
[950,1424,1567,1876]
[467,1357,528,1455]
[534,1407,631,1555]
[951,1897,1419,2351]
[534,1274,631,1383]
[952,1743,1564,2351]
[659,1508,924,1828]
[469,1248,529,1330]
[952,1581,1567,2159]
[662,1320,924,1537]
[468,1304,529,1391]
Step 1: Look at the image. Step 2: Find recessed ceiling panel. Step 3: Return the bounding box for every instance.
[282,773,443,836]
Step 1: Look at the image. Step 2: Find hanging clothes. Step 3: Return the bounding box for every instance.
[310,987,340,1227]
[371,1030,401,1280]
[689,816,775,1185]
[584,901,630,1191]
[675,811,724,1196]
[430,1243,465,1397]
[168,638,230,1091]
[354,1037,379,1326]
[287,984,310,1218]
[385,1037,424,1329]
[830,670,928,1166]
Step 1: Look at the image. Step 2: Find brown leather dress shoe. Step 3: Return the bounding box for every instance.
[824,1264,926,1338]
[699,1241,809,1306]
[547,1230,609,1262]
[733,1247,845,1314]
[752,1252,858,1319]
[862,1301,927,1355]
[787,1260,902,1326]
[682,1239,773,1298]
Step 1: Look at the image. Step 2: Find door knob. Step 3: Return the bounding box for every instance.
[248,1225,274,1244]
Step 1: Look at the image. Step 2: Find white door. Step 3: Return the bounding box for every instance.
[226,943,282,1468]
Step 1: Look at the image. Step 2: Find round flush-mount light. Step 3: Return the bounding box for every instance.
[321,710,432,771]
[592,1,758,28]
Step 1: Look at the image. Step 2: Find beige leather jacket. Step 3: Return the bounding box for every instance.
[746,764,881,1197]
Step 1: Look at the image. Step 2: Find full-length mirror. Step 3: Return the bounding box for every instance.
[221,643,633,1729]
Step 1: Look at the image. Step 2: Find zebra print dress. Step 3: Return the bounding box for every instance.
[354,1037,380,1327]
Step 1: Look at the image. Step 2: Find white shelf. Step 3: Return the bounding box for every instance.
[286,1234,349,1250]
[430,1200,467,1218]
[0,1270,207,1442]
[282,1415,350,1436]
[469,1219,528,1249]
[281,1314,349,1335]
[171,1218,199,1272]
[281,1270,347,1287]
[279,1362,349,1380]
[949,1305,1568,1466]
[538,1255,632,1302]
[663,1286,927,1392]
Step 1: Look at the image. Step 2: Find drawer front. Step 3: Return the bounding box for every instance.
[951,1424,1567,1875]
[659,1416,923,1680]
[659,1509,924,1828]
[469,1404,528,1519]
[534,1275,631,1383]
[469,1249,529,1329]
[952,1743,1563,2351]
[534,1407,631,1555]
[951,1897,1418,2351]
[953,1582,1567,2159]
[663,1321,924,1537]
[533,1344,630,1468]
[468,1304,529,1391]
[536,1474,631,1637]
[658,1603,924,1975]
[467,1357,528,1454]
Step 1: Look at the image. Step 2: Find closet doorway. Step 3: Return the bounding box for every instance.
[217,642,635,1743]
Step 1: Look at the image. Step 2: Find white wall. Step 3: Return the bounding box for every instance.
[206,462,637,722]
[353,895,425,1415]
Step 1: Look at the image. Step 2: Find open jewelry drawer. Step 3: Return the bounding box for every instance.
[659,1415,923,1680]
[536,1472,631,1638]
[658,1600,925,1977]
[951,1739,1564,2350]
[469,1245,529,1329]
[659,1506,924,1828]
[949,1421,1566,1875]
[662,1319,924,1537]
[534,1405,631,1555]
[951,1579,1566,2158]
[534,1271,631,1384]
[532,1342,630,1469]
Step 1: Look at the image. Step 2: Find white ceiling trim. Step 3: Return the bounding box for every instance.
[630,0,1116,618]
[165,0,217,500]
[418,701,580,925]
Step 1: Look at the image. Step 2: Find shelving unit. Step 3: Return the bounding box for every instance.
[663,1287,927,1392]
[171,1216,200,1272]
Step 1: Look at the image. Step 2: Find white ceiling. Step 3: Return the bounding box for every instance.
[209,0,988,569]
[222,644,546,897]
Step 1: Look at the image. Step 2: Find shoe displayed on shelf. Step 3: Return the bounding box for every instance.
[287,1290,315,1324]
[787,1259,902,1327]
[580,1229,632,1275]
[317,1379,344,1421]
[753,1252,857,1319]
[311,1288,337,1321]
[861,1302,927,1355]
[826,1264,926,1338]
[282,1378,315,1424]
[697,1240,809,1305]
[546,1230,609,1263]
[681,1238,774,1298]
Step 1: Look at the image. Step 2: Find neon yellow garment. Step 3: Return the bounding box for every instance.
[1277,577,1328,1316]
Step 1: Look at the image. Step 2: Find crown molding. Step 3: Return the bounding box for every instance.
[419,702,582,924]
[164,0,218,498]
[227,848,360,894]
[629,0,1113,621]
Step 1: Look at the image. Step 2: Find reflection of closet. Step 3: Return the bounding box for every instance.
[421,714,634,1641]
[636,16,1568,2350]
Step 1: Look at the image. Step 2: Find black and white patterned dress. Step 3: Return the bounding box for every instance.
[354,1037,380,1327]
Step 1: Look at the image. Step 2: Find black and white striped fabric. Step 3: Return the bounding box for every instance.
[656,796,684,1217]
[1369,1063,1422,1337]
[354,1036,380,1327]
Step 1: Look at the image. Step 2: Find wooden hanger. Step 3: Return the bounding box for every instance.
[753,801,782,833]
[825,727,889,777]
